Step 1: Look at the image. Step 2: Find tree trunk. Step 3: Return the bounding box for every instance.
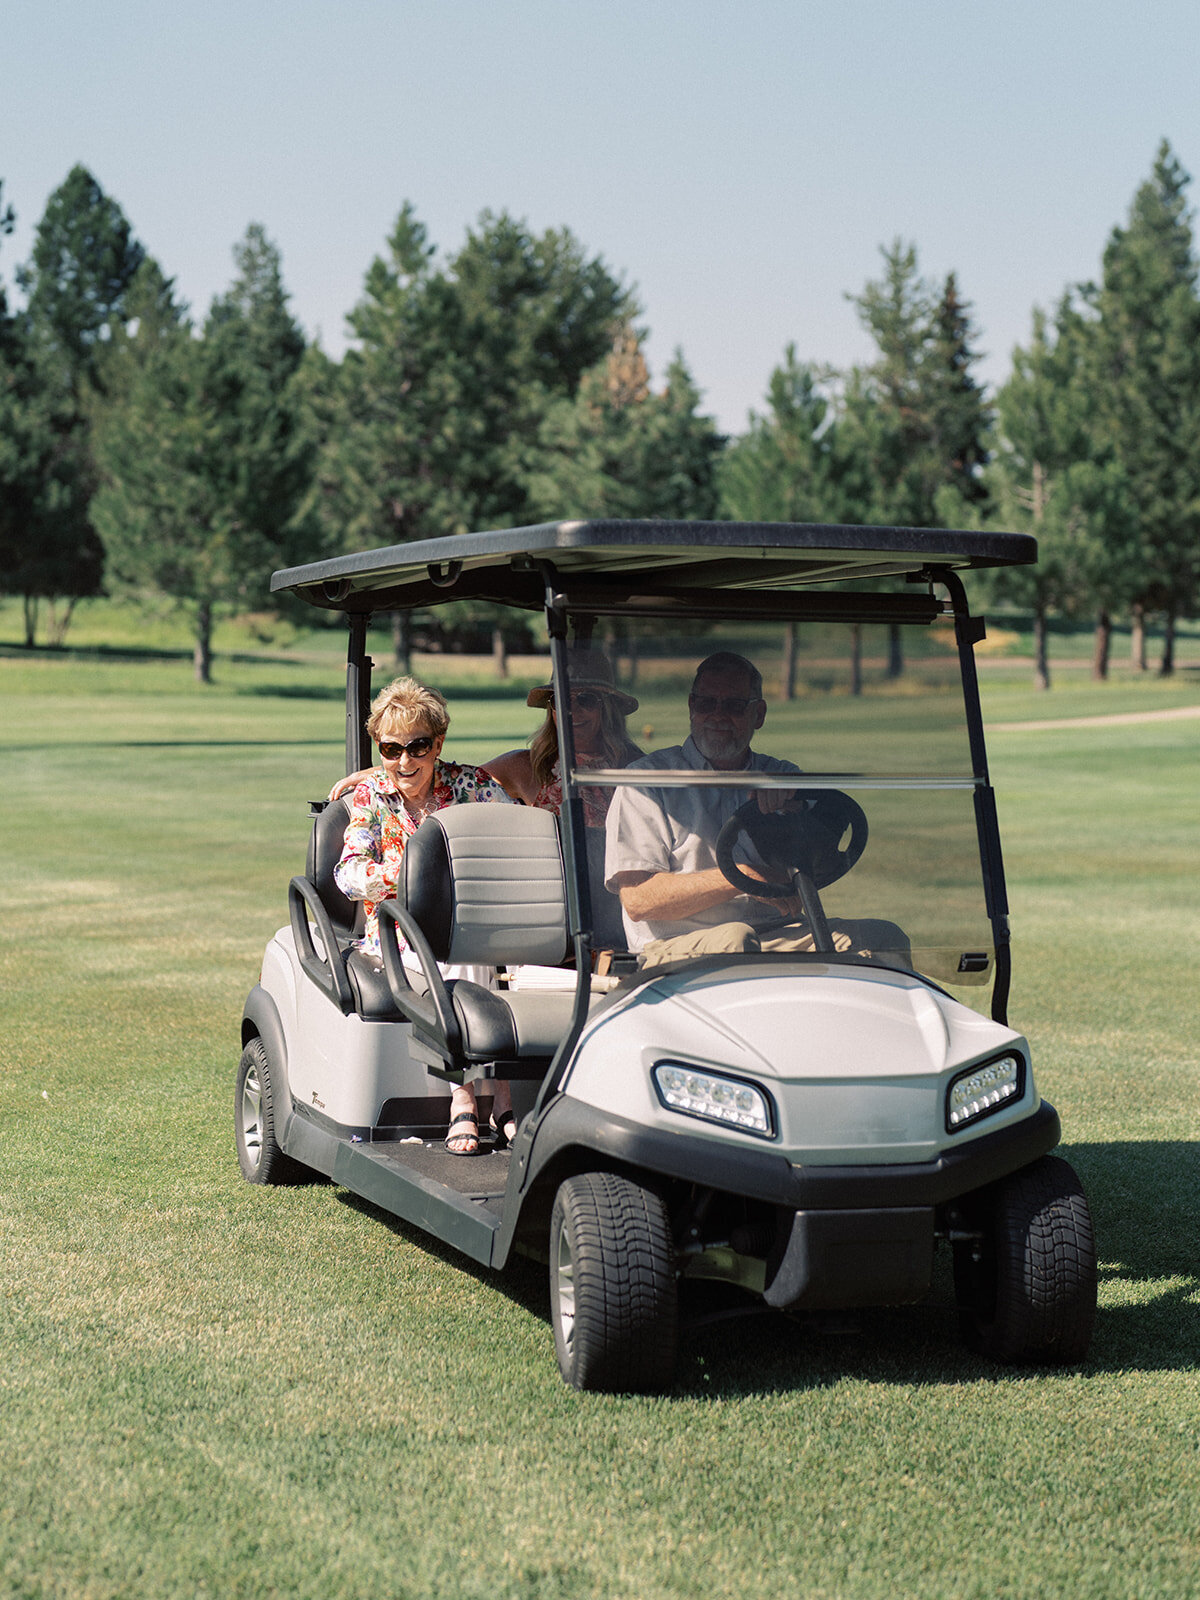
[1033,604,1051,691]
[781,622,797,700]
[850,623,863,697]
[392,611,411,673]
[1159,607,1176,677]
[492,625,508,679]
[886,622,903,679]
[1091,609,1111,682]
[194,600,213,684]
[46,597,79,647]
[1130,601,1147,670]
[22,595,38,649]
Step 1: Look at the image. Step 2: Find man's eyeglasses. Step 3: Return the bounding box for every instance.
[689,693,759,716]
[378,735,436,760]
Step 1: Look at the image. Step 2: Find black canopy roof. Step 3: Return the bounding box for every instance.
[271,518,1036,613]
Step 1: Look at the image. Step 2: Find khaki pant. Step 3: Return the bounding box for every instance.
[639,919,910,969]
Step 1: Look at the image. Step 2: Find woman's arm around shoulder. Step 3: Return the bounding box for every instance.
[328,766,377,803]
[476,748,536,804]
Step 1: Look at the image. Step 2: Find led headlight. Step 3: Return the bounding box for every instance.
[945,1053,1024,1132]
[652,1062,774,1138]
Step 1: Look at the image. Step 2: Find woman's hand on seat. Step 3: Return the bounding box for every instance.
[329,768,374,802]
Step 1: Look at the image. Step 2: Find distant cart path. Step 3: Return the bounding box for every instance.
[992,704,1200,731]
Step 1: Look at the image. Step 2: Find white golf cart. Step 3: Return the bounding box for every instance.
[237,519,1097,1393]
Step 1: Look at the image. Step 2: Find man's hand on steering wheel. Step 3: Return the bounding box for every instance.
[735,863,802,918]
[753,788,799,814]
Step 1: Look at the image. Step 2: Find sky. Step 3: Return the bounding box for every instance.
[4,0,1200,435]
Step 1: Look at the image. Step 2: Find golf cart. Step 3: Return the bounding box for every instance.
[237,519,1097,1392]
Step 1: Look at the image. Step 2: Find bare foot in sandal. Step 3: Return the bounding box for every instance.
[489,1089,518,1150]
[445,1087,479,1155]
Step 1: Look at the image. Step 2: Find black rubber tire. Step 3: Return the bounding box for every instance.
[549,1172,678,1394]
[235,1037,306,1186]
[954,1154,1097,1365]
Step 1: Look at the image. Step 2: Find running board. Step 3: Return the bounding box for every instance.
[282,1110,504,1267]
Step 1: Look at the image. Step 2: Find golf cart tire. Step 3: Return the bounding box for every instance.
[235,1037,308,1187]
[550,1172,678,1394]
[955,1154,1096,1365]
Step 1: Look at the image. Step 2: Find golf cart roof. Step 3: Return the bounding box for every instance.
[271,519,1036,613]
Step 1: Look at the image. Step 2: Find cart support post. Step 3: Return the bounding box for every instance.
[933,567,1013,1026]
[345,613,373,776]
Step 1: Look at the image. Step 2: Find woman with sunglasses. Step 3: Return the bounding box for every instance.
[483,649,640,822]
[333,677,514,1156]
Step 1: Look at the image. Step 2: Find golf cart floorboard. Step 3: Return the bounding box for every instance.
[286,1112,510,1264]
[369,1137,511,1199]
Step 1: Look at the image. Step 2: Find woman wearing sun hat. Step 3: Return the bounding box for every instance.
[484,647,641,820]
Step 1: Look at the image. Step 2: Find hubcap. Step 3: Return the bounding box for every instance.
[241,1065,264,1167]
[555,1225,576,1356]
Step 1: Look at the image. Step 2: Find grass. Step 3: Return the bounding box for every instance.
[1,634,1198,1599]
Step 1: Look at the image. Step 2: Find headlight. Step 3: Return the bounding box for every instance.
[945,1053,1024,1132]
[652,1062,774,1138]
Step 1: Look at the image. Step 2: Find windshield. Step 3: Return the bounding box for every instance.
[555,608,1000,1010]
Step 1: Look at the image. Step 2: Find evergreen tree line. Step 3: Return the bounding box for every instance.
[1,144,1197,686]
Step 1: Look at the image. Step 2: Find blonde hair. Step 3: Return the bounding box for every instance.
[529,695,641,788]
[366,677,450,743]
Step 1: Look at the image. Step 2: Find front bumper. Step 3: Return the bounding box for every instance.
[520,1095,1061,1212]
[513,1096,1061,1306]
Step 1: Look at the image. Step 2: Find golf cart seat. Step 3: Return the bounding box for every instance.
[289,795,425,1021]
[377,804,578,1080]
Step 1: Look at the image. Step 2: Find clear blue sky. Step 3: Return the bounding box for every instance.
[4,0,1199,433]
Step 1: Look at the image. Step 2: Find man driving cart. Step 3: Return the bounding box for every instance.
[605,651,909,967]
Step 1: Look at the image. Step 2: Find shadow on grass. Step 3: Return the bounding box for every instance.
[239,679,544,702]
[333,1137,1199,1397]
[5,739,340,753]
[0,640,328,668]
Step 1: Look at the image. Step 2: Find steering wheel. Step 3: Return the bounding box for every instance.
[715,792,869,898]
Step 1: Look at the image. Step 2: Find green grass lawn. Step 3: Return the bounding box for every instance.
[2,644,1198,1600]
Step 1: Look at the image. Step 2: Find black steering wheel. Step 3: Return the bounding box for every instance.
[715,792,869,898]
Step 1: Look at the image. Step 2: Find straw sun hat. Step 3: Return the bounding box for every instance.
[526,649,639,715]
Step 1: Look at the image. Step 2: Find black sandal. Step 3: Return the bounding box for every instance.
[445,1109,479,1156]
[489,1107,518,1151]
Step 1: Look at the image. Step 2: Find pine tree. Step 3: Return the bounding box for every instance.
[719,346,836,523]
[11,166,146,642]
[840,242,991,527]
[0,184,59,639]
[525,330,722,521]
[987,300,1138,687]
[1085,141,1200,674]
[92,227,314,680]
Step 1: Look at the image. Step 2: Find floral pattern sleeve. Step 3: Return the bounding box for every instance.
[333,775,399,906]
[333,761,511,956]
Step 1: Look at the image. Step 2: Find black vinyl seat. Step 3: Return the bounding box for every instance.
[290,800,584,1072]
[290,798,411,1021]
[381,805,579,1078]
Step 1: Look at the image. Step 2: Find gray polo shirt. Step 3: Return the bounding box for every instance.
[604,735,802,950]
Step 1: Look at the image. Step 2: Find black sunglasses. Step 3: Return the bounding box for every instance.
[551,690,604,712]
[689,693,759,715]
[378,735,436,760]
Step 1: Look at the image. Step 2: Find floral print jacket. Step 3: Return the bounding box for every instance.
[334,761,510,955]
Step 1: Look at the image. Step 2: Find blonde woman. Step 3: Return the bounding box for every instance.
[333,678,513,1156]
[484,649,641,824]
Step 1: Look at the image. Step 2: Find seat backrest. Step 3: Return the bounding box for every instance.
[403,805,569,966]
[305,797,360,942]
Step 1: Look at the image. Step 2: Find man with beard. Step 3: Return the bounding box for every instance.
[605,652,810,963]
[605,652,908,968]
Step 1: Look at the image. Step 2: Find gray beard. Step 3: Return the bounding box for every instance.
[692,727,750,766]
